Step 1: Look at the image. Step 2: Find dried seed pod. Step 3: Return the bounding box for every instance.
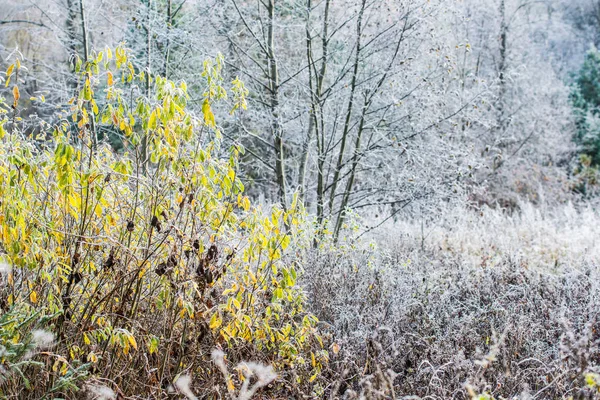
[206,244,218,261]
[74,271,82,284]
[204,269,213,284]
[71,252,81,268]
[196,258,208,276]
[151,215,162,232]
[167,254,178,268]
[155,262,167,276]
[126,220,134,232]
[104,251,115,270]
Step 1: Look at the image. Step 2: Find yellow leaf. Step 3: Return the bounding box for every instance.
[13,86,20,102]
[107,71,113,86]
[248,269,257,284]
[6,64,14,77]
[232,298,241,309]
[209,312,222,330]
[148,110,157,129]
[128,334,138,350]
[227,378,235,392]
[30,290,37,304]
[202,99,215,127]
[83,333,91,345]
[68,194,81,210]
[281,235,291,250]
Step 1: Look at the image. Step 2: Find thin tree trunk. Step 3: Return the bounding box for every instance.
[497,0,508,145]
[327,0,366,214]
[65,0,79,87]
[163,0,172,78]
[142,0,152,172]
[78,0,98,149]
[334,98,367,240]
[299,0,331,204]
[299,0,314,200]
[315,86,327,228]
[267,0,287,209]
[333,13,407,239]
[79,0,89,62]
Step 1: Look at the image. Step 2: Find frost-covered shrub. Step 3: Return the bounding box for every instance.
[0,50,321,398]
[303,205,600,398]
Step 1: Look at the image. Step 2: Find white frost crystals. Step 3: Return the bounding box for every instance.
[238,361,277,387]
[236,361,278,400]
[31,329,55,349]
[86,383,117,400]
[22,329,55,360]
[0,260,11,276]
[173,374,198,400]
[211,348,278,400]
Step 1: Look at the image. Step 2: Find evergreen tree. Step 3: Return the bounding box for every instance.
[572,47,600,165]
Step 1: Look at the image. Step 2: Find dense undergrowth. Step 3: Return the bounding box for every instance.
[306,206,600,399]
[0,49,323,399]
[0,49,599,399]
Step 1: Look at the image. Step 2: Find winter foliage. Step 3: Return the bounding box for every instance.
[0,0,599,398]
